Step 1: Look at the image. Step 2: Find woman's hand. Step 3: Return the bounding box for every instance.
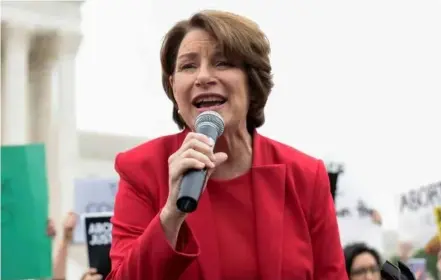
[80,268,102,280]
[160,132,227,245]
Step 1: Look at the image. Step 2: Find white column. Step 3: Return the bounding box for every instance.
[29,34,60,143]
[53,32,82,215]
[1,24,32,145]
[53,32,90,270]
[28,34,64,229]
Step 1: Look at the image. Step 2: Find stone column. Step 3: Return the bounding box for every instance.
[29,33,60,143]
[1,24,32,145]
[53,31,82,215]
[28,33,64,228]
[52,31,89,270]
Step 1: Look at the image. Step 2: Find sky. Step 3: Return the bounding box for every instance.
[75,0,441,235]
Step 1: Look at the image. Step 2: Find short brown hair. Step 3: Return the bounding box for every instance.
[160,10,274,131]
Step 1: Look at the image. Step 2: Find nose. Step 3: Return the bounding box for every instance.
[195,63,216,87]
[364,271,375,280]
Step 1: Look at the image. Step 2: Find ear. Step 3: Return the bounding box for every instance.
[169,75,174,90]
[169,75,180,113]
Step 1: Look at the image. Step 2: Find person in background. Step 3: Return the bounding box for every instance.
[52,212,77,280]
[344,243,382,280]
[398,241,414,264]
[52,212,102,280]
[107,9,346,280]
[47,218,57,238]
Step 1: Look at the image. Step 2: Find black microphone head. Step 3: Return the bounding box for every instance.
[195,111,225,139]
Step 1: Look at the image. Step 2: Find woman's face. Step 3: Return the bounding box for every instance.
[170,28,249,132]
[350,252,381,280]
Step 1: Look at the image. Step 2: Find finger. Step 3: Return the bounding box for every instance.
[88,268,97,274]
[213,152,228,167]
[169,137,214,164]
[207,152,228,178]
[70,212,78,220]
[185,132,213,146]
[92,275,103,280]
[181,148,215,168]
[175,134,213,159]
[180,138,214,160]
[170,158,206,180]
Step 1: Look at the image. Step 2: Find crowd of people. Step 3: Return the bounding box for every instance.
[46,211,441,280]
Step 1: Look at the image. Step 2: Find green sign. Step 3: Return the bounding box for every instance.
[1,144,52,280]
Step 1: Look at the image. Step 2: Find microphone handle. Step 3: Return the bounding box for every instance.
[176,168,208,213]
[176,124,219,213]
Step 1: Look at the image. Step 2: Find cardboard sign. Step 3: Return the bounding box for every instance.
[83,212,113,278]
[1,144,52,280]
[397,181,441,248]
[74,178,117,243]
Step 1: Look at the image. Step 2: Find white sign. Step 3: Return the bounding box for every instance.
[73,178,118,243]
[331,166,383,253]
[88,221,113,246]
[397,181,441,248]
[336,193,384,253]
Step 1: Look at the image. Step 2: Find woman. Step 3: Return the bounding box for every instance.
[107,10,346,280]
[344,243,381,280]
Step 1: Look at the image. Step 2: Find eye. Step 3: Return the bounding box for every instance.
[215,61,233,68]
[179,63,196,70]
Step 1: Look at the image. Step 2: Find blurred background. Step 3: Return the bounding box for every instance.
[1,0,440,279]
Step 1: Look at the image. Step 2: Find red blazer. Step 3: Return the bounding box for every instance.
[107,129,347,280]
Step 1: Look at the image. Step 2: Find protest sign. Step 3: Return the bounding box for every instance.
[1,144,52,280]
[83,212,113,278]
[336,192,384,252]
[397,181,441,248]
[74,178,117,243]
[328,162,383,252]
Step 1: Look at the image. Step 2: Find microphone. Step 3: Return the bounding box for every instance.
[176,111,225,213]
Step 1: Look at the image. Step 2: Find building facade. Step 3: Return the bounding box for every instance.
[1,1,85,278]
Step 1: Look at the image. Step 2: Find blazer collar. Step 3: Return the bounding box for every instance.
[176,128,286,280]
[176,128,274,167]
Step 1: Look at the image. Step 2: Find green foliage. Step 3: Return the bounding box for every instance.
[412,248,438,279]
[387,249,438,279]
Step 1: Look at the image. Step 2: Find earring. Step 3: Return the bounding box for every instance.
[177,109,181,114]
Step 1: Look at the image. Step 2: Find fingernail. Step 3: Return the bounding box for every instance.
[208,138,215,146]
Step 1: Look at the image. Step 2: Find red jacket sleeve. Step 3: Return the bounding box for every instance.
[106,153,200,280]
[310,161,348,280]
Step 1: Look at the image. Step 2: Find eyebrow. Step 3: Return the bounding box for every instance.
[177,48,225,61]
[177,52,198,61]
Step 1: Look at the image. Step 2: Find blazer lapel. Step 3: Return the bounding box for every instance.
[252,132,286,280]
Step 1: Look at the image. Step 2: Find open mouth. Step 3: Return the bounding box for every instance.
[192,95,227,108]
